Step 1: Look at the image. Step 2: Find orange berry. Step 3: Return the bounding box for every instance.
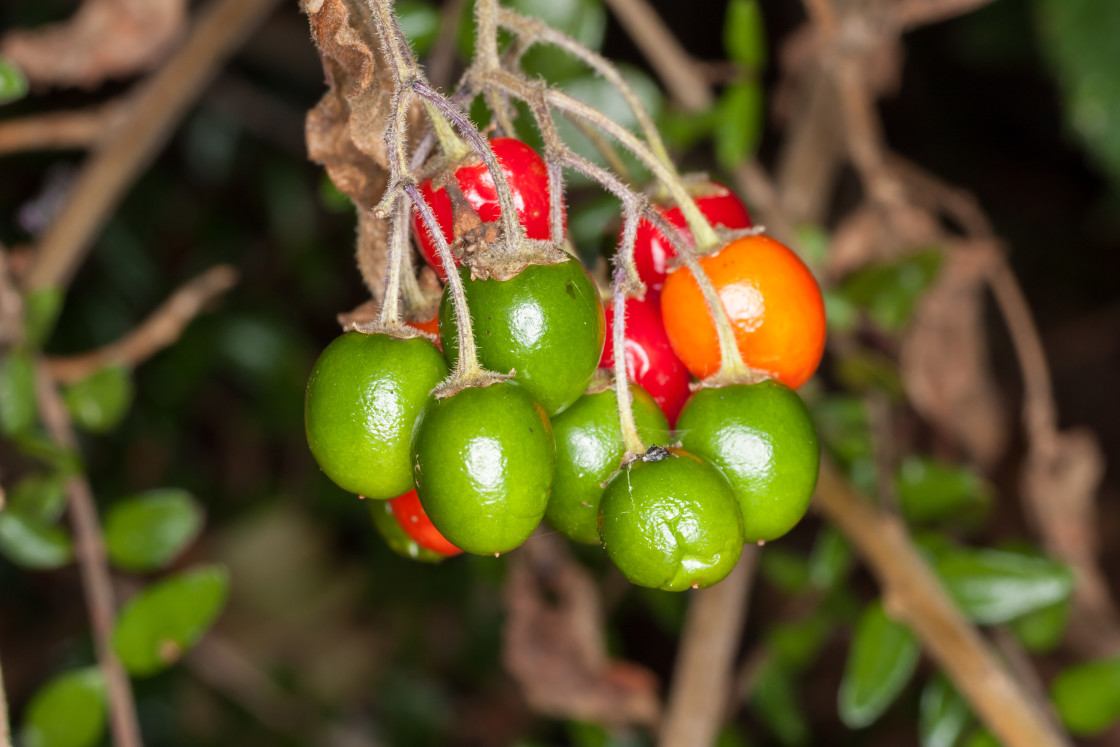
[660,235,825,389]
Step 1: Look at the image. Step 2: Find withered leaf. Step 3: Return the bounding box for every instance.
[0,0,188,89]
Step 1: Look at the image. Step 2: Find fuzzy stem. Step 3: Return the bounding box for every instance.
[422,100,471,162]
[497,8,674,169]
[377,198,411,326]
[611,268,645,456]
[474,0,517,136]
[407,182,483,379]
[546,157,566,245]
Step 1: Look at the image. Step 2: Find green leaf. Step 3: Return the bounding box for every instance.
[21,667,106,747]
[1035,0,1120,188]
[0,348,37,436]
[808,526,852,590]
[750,662,810,746]
[766,610,832,672]
[10,433,81,475]
[724,0,767,70]
[920,675,973,747]
[113,565,230,676]
[715,82,764,170]
[896,456,992,524]
[839,249,943,330]
[1009,597,1069,653]
[509,0,606,81]
[838,600,921,728]
[758,546,810,594]
[0,512,72,569]
[934,548,1073,624]
[396,1,440,57]
[7,473,68,524]
[105,489,204,571]
[962,730,1001,747]
[62,365,133,433]
[23,287,64,349]
[1050,657,1120,736]
[0,58,28,105]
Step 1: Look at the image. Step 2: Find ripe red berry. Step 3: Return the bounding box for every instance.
[412,138,561,280]
[631,181,751,298]
[388,489,461,557]
[601,296,691,424]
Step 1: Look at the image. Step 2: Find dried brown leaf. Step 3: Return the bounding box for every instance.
[900,244,1006,468]
[1022,429,1120,657]
[502,535,661,727]
[0,0,188,89]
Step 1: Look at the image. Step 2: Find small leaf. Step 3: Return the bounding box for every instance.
[963,730,1001,747]
[24,287,64,349]
[896,456,992,524]
[1050,657,1120,736]
[766,610,832,672]
[839,249,943,330]
[10,433,81,475]
[750,661,811,746]
[7,473,68,524]
[509,0,607,81]
[105,489,204,571]
[0,348,37,436]
[715,82,764,170]
[1009,598,1069,653]
[934,548,1073,624]
[0,512,73,569]
[21,667,106,747]
[113,565,229,676]
[838,600,921,728]
[920,674,973,747]
[395,0,441,57]
[62,366,133,433]
[0,58,28,105]
[808,526,852,590]
[724,0,767,70]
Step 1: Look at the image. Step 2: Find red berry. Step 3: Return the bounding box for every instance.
[601,296,691,425]
[631,181,751,298]
[388,489,462,557]
[412,138,561,280]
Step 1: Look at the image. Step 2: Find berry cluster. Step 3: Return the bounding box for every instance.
[305,135,825,592]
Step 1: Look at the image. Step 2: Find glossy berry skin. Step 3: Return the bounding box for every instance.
[369,498,447,563]
[305,332,448,499]
[406,310,441,348]
[440,259,605,416]
[600,448,744,591]
[388,489,461,556]
[632,181,751,298]
[546,385,671,545]
[661,235,826,389]
[411,382,555,555]
[676,381,819,543]
[412,138,560,280]
[601,297,691,425]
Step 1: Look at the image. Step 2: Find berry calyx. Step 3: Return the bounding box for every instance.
[547,382,671,545]
[388,489,462,556]
[439,258,605,416]
[631,181,752,298]
[413,138,561,280]
[305,332,448,499]
[601,296,691,425]
[411,382,555,555]
[676,381,819,543]
[599,447,745,591]
[660,235,826,389]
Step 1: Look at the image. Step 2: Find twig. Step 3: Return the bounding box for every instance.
[0,649,10,747]
[658,547,758,747]
[34,368,144,747]
[0,245,22,346]
[0,99,132,156]
[892,0,998,31]
[24,0,283,292]
[599,0,712,113]
[46,265,238,384]
[814,461,1072,747]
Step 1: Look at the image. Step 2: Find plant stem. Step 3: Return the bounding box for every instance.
[611,268,644,455]
[473,0,517,136]
[421,99,471,162]
[377,198,410,327]
[406,182,483,380]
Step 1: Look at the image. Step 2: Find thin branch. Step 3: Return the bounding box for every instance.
[0,99,132,156]
[815,461,1072,747]
[34,368,143,747]
[24,0,283,292]
[0,246,22,346]
[892,0,998,32]
[46,265,238,384]
[658,547,758,747]
[599,0,712,113]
